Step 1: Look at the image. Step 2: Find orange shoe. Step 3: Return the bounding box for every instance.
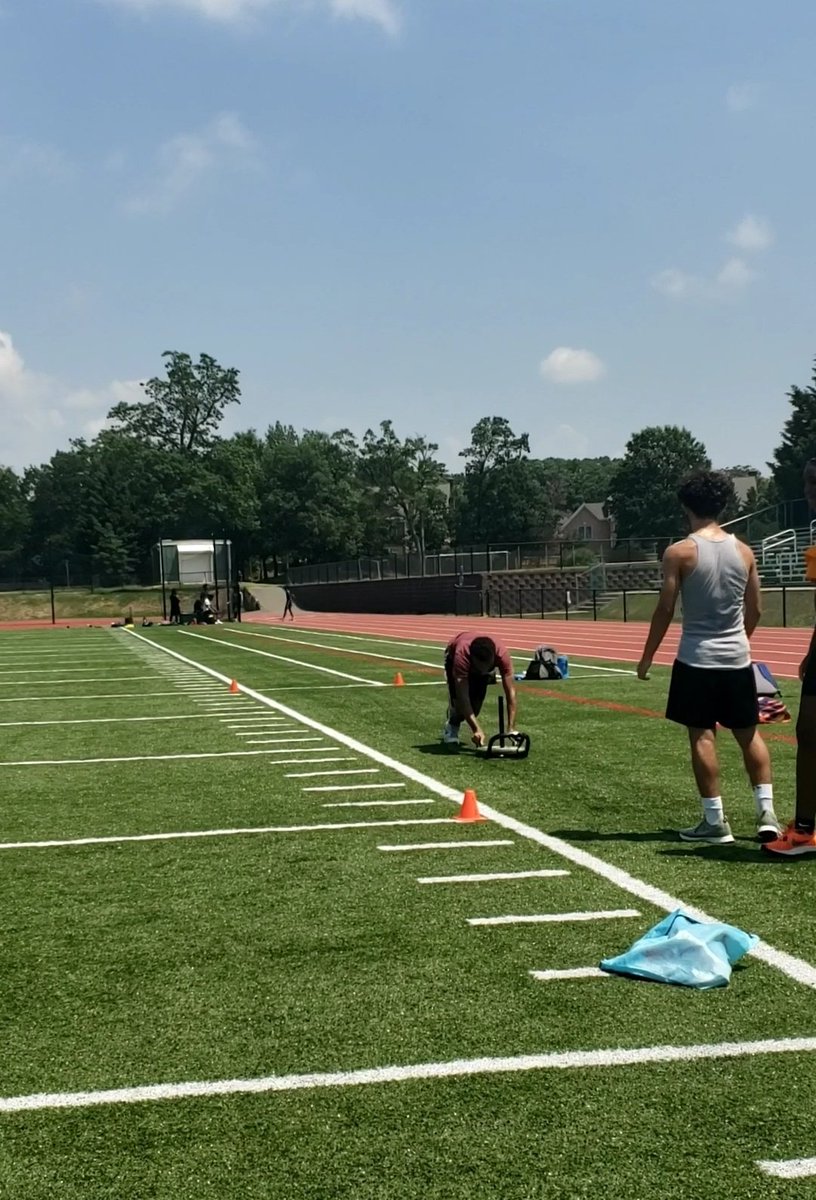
[762,825,816,857]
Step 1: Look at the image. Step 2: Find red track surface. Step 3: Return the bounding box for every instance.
[247,612,812,681]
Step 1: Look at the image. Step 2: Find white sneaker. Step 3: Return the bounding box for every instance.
[441,722,460,745]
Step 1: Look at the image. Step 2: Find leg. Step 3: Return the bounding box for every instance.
[796,696,816,827]
[731,726,772,787]
[688,727,720,799]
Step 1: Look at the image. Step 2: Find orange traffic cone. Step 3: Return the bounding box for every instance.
[455,789,487,823]
[229,679,240,694]
[393,672,405,687]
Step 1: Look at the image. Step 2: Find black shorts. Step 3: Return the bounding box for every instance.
[802,654,816,699]
[666,660,758,731]
[445,654,490,719]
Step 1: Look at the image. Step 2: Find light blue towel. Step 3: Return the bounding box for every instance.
[600,909,758,989]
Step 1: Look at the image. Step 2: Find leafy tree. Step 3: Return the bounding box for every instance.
[0,467,29,571]
[458,417,530,542]
[358,421,449,556]
[108,351,240,454]
[608,426,712,539]
[538,456,620,515]
[770,359,816,501]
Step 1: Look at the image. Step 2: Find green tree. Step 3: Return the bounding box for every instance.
[108,351,240,454]
[538,456,620,514]
[770,359,816,501]
[0,466,29,571]
[358,421,449,556]
[458,417,530,542]
[609,426,712,539]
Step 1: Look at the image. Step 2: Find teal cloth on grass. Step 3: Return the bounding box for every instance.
[599,909,758,989]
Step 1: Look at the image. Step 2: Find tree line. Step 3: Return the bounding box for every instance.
[1,350,815,587]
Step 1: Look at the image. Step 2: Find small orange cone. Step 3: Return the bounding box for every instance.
[455,788,487,823]
[229,679,239,694]
[393,672,405,687]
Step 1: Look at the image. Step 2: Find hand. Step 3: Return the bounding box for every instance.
[801,656,811,682]
[471,728,486,747]
[636,657,651,681]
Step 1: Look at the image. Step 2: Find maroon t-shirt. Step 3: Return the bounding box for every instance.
[446,632,512,679]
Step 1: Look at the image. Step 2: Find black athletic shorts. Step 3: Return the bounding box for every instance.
[666,660,758,731]
[445,654,490,719]
[802,651,816,699]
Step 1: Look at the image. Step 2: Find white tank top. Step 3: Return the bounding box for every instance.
[676,534,751,670]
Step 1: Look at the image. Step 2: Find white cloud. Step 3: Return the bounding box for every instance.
[0,330,141,470]
[125,112,258,216]
[727,213,774,252]
[652,268,699,299]
[0,136,71,184]
[102,0,401,33]
[539,347,606,385]
[716,256,756,290]
[726,83,759,113]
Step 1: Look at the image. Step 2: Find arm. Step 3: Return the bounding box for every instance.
[637,545,683,679]
[743,551,762,639]
[502,675,517,731]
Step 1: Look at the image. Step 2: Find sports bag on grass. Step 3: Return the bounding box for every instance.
[599,909,757,990]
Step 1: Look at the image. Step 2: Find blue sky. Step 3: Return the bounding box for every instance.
[2,0,816,474]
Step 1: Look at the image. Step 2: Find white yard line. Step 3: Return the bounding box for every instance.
[286,769,377,779]
[302,782,406,793]
[0,675,163,686]
[756,1158,816,1179]
[0,691,217,704]
[223,627,442,670]
[468,910,640,927]
[417,869,570,885]
[0,817,456,852]
[0,747,340,767]
[178,630,386,686]
[322,799,434,809]
[232,728,303,736]
[379,840,515,853]
[4,1037,816,1114]
[0,714,229,729]
[123,630,816,992]
[243,738,325,746]
[529,968,608,982]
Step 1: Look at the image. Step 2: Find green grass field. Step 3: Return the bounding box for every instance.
[0,587,202,622]
[2,624,816,1198]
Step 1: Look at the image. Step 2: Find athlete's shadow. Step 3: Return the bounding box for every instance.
[659,843,773,864]
[413,742,481,757]
[550,828,679,844]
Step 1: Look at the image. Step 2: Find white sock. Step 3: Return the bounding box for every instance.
[702,797,724,825]
[753,783,774,815]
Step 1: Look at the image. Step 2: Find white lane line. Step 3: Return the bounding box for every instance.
[178,630,386,686]
[0,748,340,767]
[322,800,434,809]
[302,782,406,793]
[0,714,228,728]
[286,769,377,779]
[243,738,325,746]
[223,628,442,670]
[468,910,641,927]
[529,968,608,982]
[0,675,163,686]
[232,728,302,736]
[4,1037,816,1114]
[124,630,816,991]
[0,818,456,852]
[756,1157,816,1179]
[0,691,216,704]
[417,869,571,885]
[0,664,132,674]
[379,841,514,853]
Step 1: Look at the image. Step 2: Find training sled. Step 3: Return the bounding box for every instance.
[485,696,531,759]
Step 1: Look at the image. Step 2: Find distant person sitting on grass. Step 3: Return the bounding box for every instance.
[442,632,516,747]
[764,458,816,857]
[636,469,778,845]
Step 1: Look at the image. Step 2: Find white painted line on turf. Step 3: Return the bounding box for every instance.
[0,675,163,686]
[0,691,211,704]
[379,841,514,852]
[302,782,405,793]
[123,629,816,991]
[529,968,608,982]
[5,1037,816,1114]
[0,818,456,852]
[223,628,442,670]
[287,769,377,778]
[243,738,325,746]
[178,629,386,686]
[0,748,339,767]
[0,714,231,729]
[468,910,640,927]
[756,1157,816,1179]
[322,800,434,809]
[232,728,302,736]
[417,869,571,885]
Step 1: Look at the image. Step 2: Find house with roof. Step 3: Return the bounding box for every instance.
[557,501,614,545]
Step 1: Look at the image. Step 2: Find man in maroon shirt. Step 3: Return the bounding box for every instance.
[442,632,517,746]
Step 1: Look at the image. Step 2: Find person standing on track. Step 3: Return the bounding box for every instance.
[636,469,779,845]
[282,585,295,622]
[764,458,816,857]
[442,632,516,747]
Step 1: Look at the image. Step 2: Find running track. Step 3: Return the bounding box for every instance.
[248,612,812,682]
[2,612,810,681]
